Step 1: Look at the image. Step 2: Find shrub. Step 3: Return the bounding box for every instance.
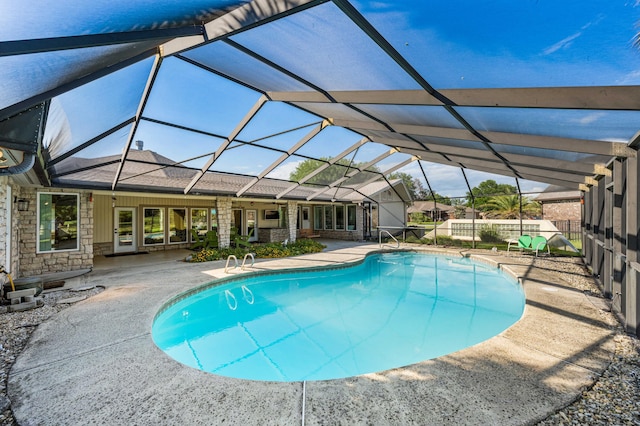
[187,238,325,263]
[478,224,505,243]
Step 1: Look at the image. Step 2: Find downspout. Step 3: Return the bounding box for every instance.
[0,153,36,175]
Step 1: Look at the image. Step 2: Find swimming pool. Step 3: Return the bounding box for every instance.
[152,251,524,382]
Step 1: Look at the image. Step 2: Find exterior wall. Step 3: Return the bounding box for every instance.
[370,189,408,233]
[541,200,581,221]
[18,188,93,277]
[94,194,218,244]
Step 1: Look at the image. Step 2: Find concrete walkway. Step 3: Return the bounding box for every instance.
[9,242,616,425]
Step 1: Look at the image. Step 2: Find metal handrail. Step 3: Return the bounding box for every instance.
[241,253,255,271]
[379,229,400,249]
[224,255,238,273]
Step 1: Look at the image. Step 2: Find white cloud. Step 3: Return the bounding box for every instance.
[267,160,303,180]
[542,32,582,55]
[616,69,640,85]
[573,112,606,125]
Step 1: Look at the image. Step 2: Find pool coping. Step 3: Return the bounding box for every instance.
[8,243,616,425]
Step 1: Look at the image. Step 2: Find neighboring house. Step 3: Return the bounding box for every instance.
[534,185,582,239]
[534,185,582,221]
[408,201,477,221]
[0,148,411,279]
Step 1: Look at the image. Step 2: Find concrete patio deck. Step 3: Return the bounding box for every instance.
[8,241,616,425]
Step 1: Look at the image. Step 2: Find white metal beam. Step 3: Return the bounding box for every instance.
[268,86,640,110]
[305,148,397,201]
[112,54,162,190]
[276,137,369,199]
[184,95,268,194]
[235,120,328,197]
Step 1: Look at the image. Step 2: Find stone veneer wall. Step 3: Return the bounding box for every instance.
[317,230,361,241]
[17,189,93,277]
[287,201,298,243]
[217,197,232,248]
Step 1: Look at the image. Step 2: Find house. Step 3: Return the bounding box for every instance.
[534,185,582,222]
[408,201,478,222]
[534,185,583,240]
[0,144,412,278]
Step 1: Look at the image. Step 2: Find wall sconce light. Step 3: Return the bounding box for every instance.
[16,199,29,211]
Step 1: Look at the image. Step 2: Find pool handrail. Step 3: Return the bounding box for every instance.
[379,229,400,249]
[224,255,238,273]
[241,253,255,271]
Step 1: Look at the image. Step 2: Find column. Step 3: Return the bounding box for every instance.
[217,197,232,248]
[287,201,298,243]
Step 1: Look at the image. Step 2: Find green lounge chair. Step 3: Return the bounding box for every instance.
[190,229,205,250]
[507,234,532,252]
[233,227,253,248]
[530,235,550,257]
[204,230,219,249]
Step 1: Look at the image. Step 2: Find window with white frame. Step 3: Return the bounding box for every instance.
[314,206,323,230]
[168,208,187,243]
[323,205,333,230]
[191,208,208,240]
[143,207,164,245]
[335,205,345,230]
[347,205,357,230]
[37,192,79,253]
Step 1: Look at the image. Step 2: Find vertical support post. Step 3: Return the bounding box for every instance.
[461,168,475,249]
[612,159,625,313]
[515,178,523,237]
[417,161,437,245]
[625,155,639,336]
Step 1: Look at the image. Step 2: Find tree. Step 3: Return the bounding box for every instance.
[289,157,380,186]
[388,172,418,199]
[466,179,517,210]
[420,190,452,205]
[480,195,540,219]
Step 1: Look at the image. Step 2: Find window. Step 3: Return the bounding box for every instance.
[264,209,279,220]
[143,208,164,245]
[191,208,208,240]
[38,193,79,253]
[347,205,357,230]
[314,206,323,230]
[210,208,217,230]
[335,205,345,230]
[168,208,187,243]
[324,205,333,230]
[279,206,288,228]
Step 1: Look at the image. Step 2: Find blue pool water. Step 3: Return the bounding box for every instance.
[152,252,524,382]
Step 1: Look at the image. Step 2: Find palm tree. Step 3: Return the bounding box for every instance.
[480,195,540,219]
